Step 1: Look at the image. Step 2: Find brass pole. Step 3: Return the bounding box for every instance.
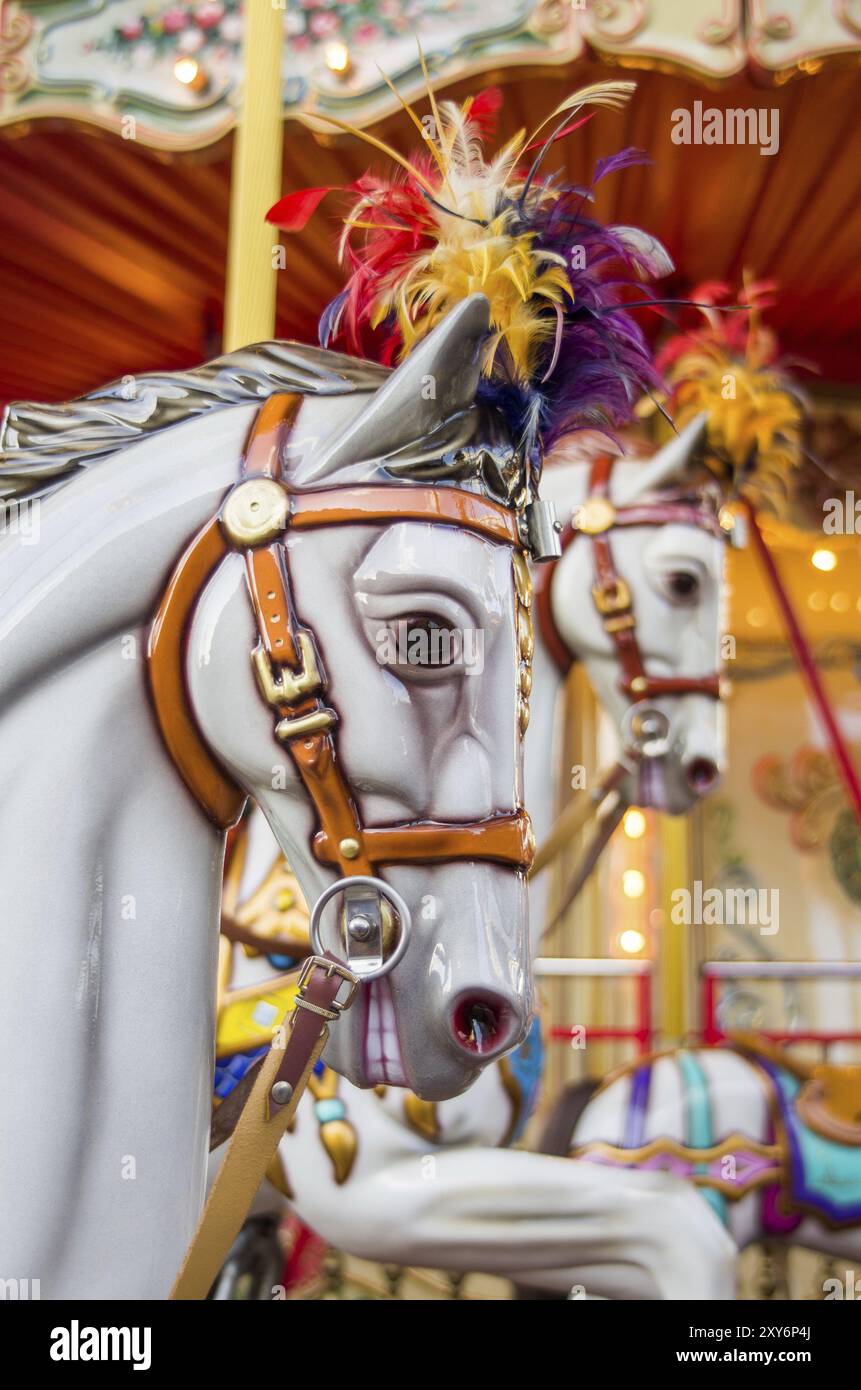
[223,0,286,352]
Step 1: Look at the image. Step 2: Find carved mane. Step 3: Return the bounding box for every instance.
[0,339,388,501]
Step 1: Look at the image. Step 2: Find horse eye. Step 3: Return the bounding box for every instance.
[399,614,458,667]
[664,570,699,602]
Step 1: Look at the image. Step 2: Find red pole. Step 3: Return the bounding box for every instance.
[743,499,861,833]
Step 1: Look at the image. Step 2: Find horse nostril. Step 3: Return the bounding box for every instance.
[685,756,719,794]
[452,995,507,1055]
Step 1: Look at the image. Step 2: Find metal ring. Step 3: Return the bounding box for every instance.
[309,875,412,981]
[621,701,672,761]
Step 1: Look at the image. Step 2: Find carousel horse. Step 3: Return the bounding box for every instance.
[212,417,738,1300]
[535,1036,861,1284]
[0,296,549,1299]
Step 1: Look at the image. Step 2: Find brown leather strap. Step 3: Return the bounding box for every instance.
[242,391,303,479]
[313,810,535,872]
[147,519,247,829]
[171,953,357,1300]
[290,484,522,548]
[535,455,723,700]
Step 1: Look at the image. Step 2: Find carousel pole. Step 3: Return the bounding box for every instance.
[742,499,861,832]
[223,0,286,352]
[658,814,690,1044]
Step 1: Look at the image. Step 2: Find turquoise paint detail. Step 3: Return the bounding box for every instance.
[772,1066,861,1219]
[678,1051,728,1228]
[506,1016,544,1143]
[315,1098,346,1125]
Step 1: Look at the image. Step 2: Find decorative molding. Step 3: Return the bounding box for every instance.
[0,0,859,149]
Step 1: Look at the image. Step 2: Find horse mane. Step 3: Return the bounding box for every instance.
[0,339,389,501]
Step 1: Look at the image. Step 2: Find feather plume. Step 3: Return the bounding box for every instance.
[650,276,805,489]
[267,73,669,454]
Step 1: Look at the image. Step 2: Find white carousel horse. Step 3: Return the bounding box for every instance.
[0,295,545,1299]
[535,1038,861,1283]
[216,418,737,1299]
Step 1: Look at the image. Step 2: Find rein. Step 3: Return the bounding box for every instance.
[148,392,538,1298]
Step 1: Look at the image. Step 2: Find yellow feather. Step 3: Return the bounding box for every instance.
[522,80,636,159]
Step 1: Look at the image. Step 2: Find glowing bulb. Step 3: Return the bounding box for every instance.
[174,57,208,92]
[831,591,850,613]
[746,607,767,628]
[808,591,827,612]
[811,549,837,572]
[175,57,199,84]
[718,505,735,533]
[619,929,646,954]
[622,869,645,899]
[324,41,351,76]
[623,808,646,839]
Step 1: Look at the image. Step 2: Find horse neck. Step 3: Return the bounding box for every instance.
[0,403,258,1295]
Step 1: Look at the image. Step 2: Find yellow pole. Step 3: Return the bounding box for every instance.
[658,813,691,1044]
[223,0,286,352]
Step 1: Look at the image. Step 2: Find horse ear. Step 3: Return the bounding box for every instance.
[301,294,491,483]
[614,415,708,505]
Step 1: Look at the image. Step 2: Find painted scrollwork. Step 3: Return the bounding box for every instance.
[0,2,32,94]
[588,0,649,43]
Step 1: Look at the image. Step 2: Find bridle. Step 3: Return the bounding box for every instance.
[536,453,726,707]
[156,389,544,1298]
[531,453,727,918]
[148,391,535,969]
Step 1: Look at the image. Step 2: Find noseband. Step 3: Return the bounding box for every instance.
[535,453,726,704]
[149,392,535,882]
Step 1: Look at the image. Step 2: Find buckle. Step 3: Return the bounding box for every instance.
[592,578,631,616]
[275,708,337,742]
[296,954,361,1017]
[252,631,324,706]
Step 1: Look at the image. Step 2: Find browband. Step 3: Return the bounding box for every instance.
[148,393,534,877]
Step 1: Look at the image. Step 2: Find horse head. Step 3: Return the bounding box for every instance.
[538,417,727,814]
[181,296,535,1100]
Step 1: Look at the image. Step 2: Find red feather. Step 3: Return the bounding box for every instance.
[466,87,502,139]
[266,186,340,232]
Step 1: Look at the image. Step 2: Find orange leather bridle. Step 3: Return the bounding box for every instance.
[535,453,726,703]
[148,392,534,877]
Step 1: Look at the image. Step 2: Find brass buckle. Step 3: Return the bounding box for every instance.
[592,578,632,616]
[252,631,324,706]
[296,954,361,1018]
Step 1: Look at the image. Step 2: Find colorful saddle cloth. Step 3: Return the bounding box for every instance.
[575,1039,861,1229]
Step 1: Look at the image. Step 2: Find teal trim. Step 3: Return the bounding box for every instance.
[772,1067,861,1221]
[315,1098,346,1125]
[678,1051,728,1228]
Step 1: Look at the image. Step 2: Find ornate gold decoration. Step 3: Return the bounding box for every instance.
[231,852,311,957]
[402,1091,440,1142]
[752,747,844,851]
[308,1066,359,1184]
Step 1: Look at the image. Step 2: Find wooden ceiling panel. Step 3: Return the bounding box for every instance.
[1,61,859,408]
